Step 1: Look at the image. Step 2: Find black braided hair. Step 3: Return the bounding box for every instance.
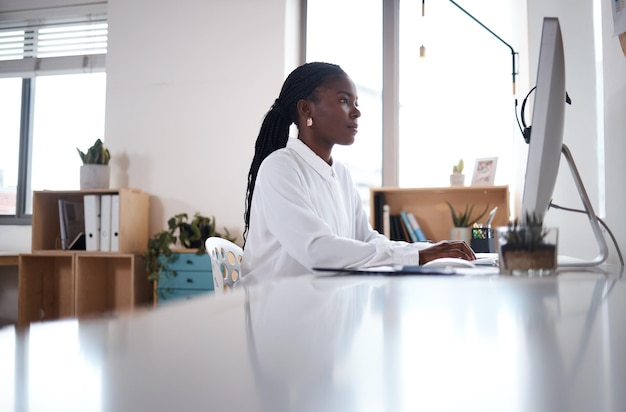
[243,62,346,246]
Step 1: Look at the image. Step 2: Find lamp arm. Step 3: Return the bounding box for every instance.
[448,0,519,94]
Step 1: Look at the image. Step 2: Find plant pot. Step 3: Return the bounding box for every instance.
[450,173,465,187]
[496,226,558,276]
[80,165,110,190]
[450,227,471,244]
[471,227,495,253]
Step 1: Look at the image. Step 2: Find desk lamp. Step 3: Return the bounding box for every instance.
[421,0,519,94]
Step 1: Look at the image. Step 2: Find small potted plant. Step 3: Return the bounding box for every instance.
[145,212,235,281]
[496,213,558,276]
[77,138,111,189]
[450,158,465,186]
[446,201,489,243]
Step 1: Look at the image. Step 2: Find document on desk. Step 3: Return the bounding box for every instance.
[313,265,499,276]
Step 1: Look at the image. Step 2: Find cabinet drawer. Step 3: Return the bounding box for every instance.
[159,253,211,272]
[156,288,211,304]
[158,271,214,290]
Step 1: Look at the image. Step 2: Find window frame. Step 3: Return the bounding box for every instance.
[0,6,107,225]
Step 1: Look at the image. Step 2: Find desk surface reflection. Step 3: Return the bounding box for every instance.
[1,267,625,412]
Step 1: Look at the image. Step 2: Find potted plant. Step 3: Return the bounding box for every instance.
[77,138,111,189]
[450,158,465,186]
[446,201,489,243]
[145,212,235,281]
[496,213,558,276]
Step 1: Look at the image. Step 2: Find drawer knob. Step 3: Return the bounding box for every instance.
[186,278,193,283]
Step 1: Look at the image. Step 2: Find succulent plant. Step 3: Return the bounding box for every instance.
[501,213,549,251]
[452,158,464,174]
[77,138,111,165]
[446,201,489,228]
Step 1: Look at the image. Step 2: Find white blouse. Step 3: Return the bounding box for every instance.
[241,138,430,283]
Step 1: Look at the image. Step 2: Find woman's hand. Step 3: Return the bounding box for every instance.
[418,240,476,265]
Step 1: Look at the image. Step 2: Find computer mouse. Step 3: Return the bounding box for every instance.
[423,257,476,269]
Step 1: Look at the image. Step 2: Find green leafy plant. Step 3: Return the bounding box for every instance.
[446,201,489,228]
[145,212,235,281]
[77,138,111,165]
[452,158,464,174]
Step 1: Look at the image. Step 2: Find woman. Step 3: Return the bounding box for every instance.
[242,62,474,282]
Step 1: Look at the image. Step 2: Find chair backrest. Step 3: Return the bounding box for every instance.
[205,237,243,294]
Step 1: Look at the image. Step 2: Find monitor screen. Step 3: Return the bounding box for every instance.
[521,17,566,222]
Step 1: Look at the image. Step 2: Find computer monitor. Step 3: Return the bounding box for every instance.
[520,17,565,222]
[521,17,609,267]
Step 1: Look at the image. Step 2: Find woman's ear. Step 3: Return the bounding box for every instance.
[296,99,312,122]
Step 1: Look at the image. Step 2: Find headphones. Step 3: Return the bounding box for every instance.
[515,87,572,144]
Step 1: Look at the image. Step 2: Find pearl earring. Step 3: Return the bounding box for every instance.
[306,117,313,127]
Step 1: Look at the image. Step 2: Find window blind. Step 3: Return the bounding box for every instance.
[0,5,107,77]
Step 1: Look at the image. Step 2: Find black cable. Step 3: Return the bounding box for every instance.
[514,98,525,137]
[550,201,624,267]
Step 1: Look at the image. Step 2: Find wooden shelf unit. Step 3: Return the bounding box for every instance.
[31,188,149,253]
[18,189,152,328]
[370,186,510,242]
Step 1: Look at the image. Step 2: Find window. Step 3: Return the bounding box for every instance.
[306,0,383,205]
[398,0,516,188]
[0,6,107,224]
[306,0,518,205]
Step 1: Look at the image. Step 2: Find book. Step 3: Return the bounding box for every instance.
[400,211,418,243]
[407,212,428,242]
[374,192,385,232]
[58,199,68,250]
[382,205,390,239]
[390,215,404,241]
[58,199,86,250]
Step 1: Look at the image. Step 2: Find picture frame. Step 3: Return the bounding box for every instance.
[471,157,498,186]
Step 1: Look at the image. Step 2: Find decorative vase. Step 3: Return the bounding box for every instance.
[450,227,471,244]
[450,173,465,187]
[80,165,110,190]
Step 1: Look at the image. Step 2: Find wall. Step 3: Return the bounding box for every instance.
[527,0,626,264]
[105,0,298,244]
[600,0,626,266]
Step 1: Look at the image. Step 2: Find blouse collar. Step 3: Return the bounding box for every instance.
[288,138,335,179]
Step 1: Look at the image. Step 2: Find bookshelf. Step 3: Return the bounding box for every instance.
[18,188,152,328]
[370,186,510,242]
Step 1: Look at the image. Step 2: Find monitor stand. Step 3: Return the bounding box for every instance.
[556,144,609,267]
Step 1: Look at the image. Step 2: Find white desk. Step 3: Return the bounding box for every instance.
[1,265,624,411]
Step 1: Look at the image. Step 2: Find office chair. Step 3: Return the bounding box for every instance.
[205,237,243,295]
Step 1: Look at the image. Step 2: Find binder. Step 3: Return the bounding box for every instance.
[100,194,112,252]
[110,194,120,252]
[84,194,101,251]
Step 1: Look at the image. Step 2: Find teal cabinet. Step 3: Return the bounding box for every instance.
[156,251,213,305]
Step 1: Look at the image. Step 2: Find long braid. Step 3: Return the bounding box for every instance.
[243,62,346,246]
